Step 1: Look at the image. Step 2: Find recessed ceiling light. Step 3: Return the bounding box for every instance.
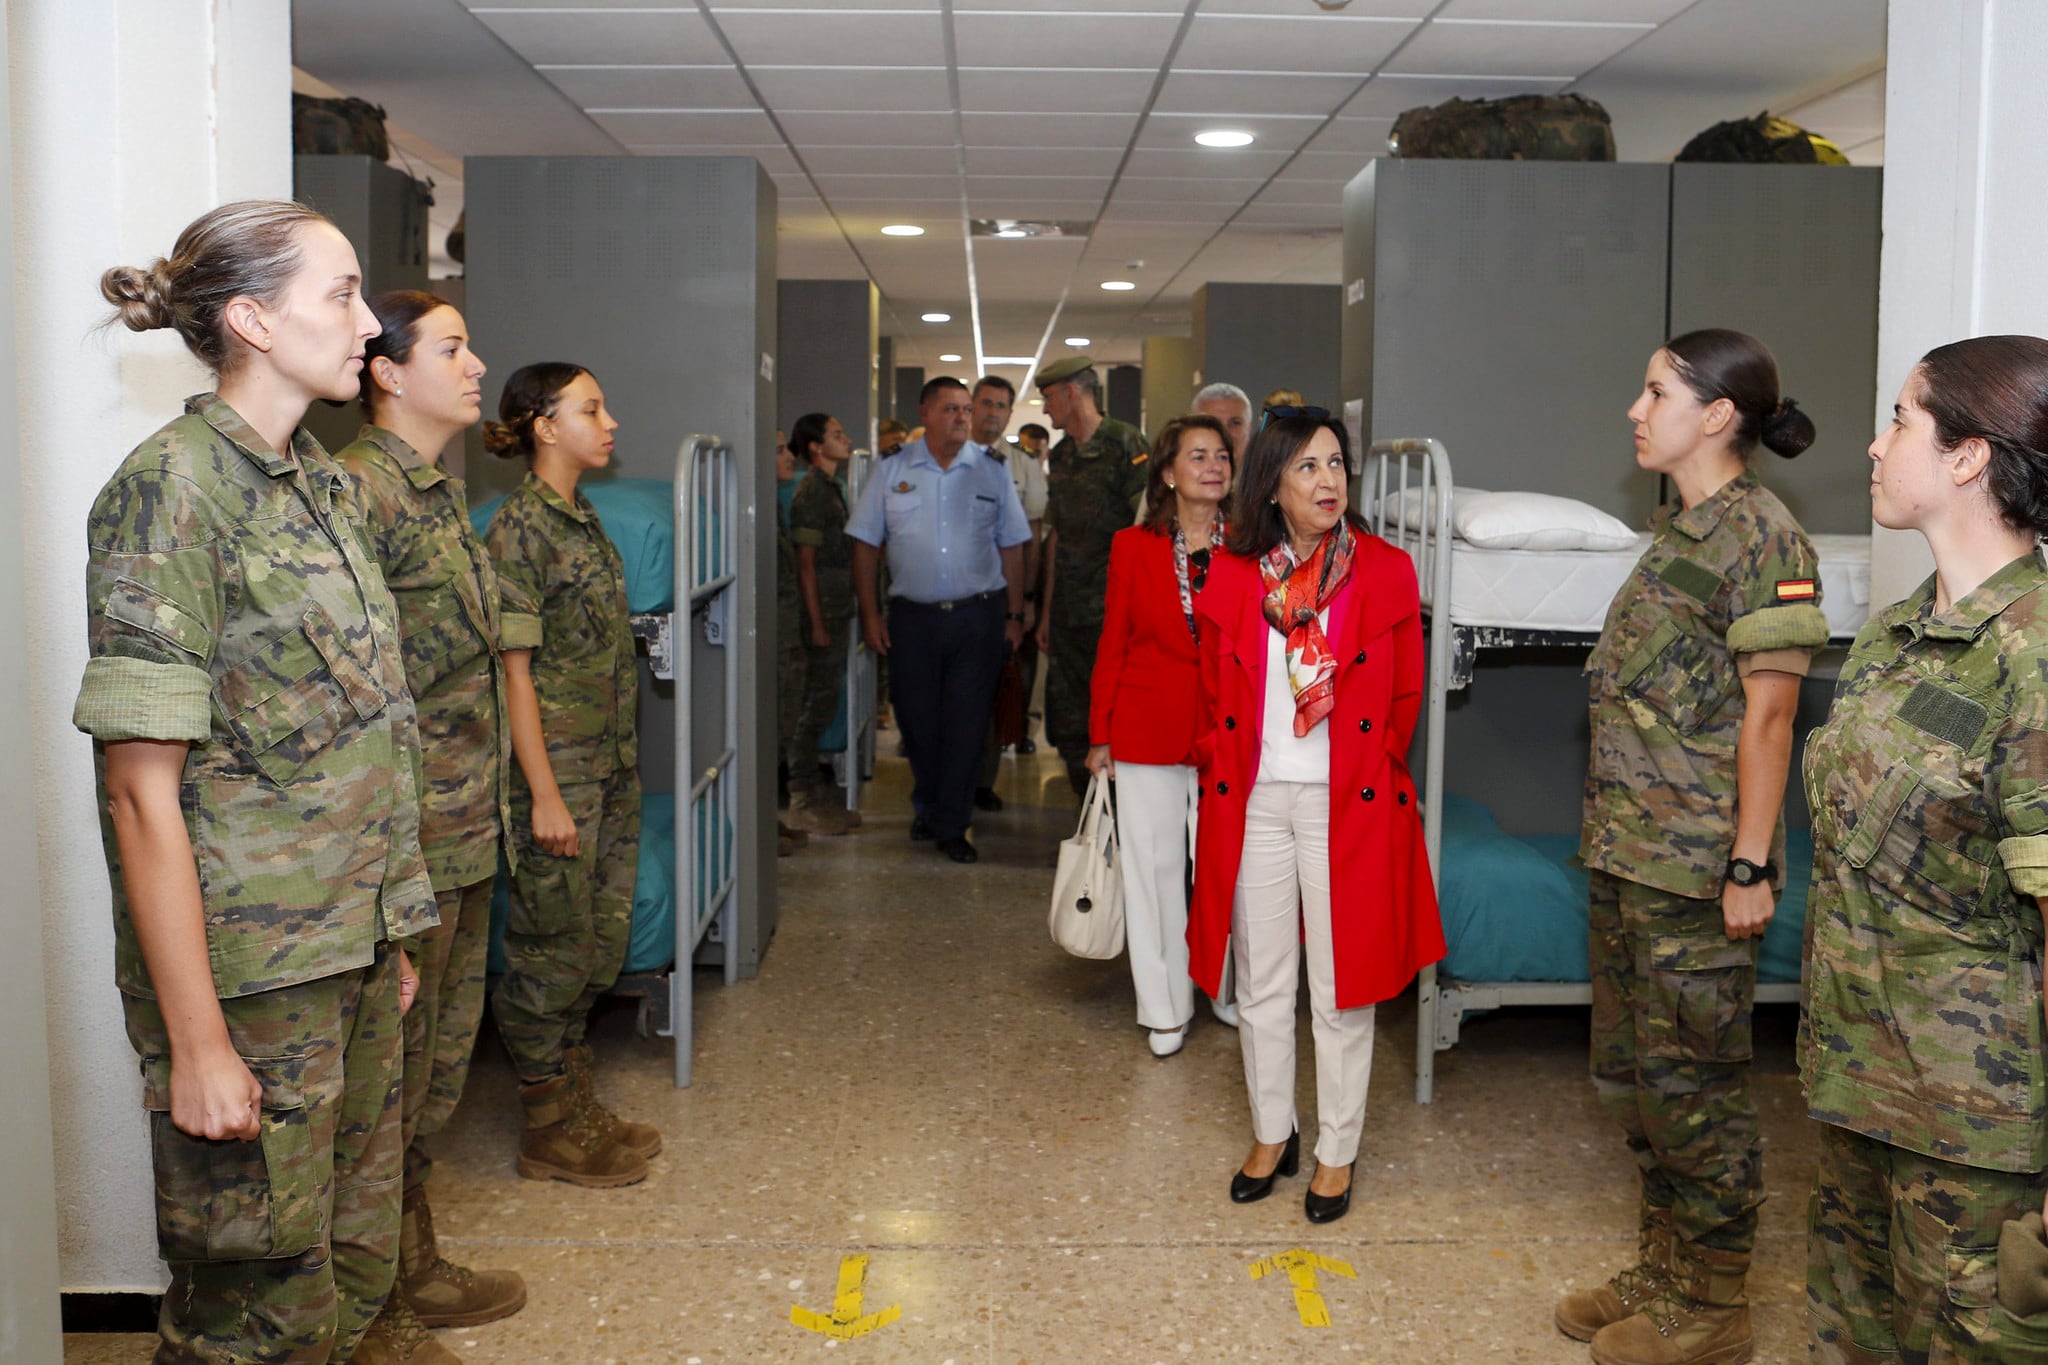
[1064,337,1090,347]
[1029,398,1042,406]
[1100,281,1136,292]
[880,224,924,237]
[939,353,962,362]
[921,312,951,322]
[1195,130,1255,148]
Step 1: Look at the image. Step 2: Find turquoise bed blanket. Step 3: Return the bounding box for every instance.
[471,477,678,614]
[1437,794,1809,986]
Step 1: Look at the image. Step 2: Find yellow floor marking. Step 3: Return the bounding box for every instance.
[1249,1247,1358,1328]
[790,1253,902,1341]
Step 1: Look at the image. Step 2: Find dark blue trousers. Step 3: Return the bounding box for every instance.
[887,594,1006,841]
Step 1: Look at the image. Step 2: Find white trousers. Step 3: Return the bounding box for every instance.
[1232,778,1376,1168]
[1113,761,1198,1030]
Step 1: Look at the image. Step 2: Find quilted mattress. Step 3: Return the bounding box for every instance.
[1411,532,1871,639]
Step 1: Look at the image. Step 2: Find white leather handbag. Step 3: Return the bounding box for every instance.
[1049,773,1125,959]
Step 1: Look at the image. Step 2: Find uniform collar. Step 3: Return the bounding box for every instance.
[1884,552,2048,642]
[522,470,594,523]
[1662,468,1758,542]
[904,437,982,472]
[189,392,324,479]
[358,424,449,491]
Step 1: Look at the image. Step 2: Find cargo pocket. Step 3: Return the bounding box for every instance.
[215,603,386,785]
[1618,619,1727,735]
[1641,938,1756,1069]
[142,1054,322,1262]
[507,837,588,937]
[1841,764,1995,925]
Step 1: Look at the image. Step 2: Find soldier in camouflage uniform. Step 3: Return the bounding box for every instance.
[482,363,659,1190]
[76,203,435,1362]
[774,431,811,855]
[1802,336,2048,1362]
[1567,332,1829,1365]
[1035,355,1150,797]
[339,292,527,1363]
[786,412,860,835]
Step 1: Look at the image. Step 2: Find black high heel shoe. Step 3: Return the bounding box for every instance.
[1229,1130,1300,1204]
[1304,1162,1353,1224]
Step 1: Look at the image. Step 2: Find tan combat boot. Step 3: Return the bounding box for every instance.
[565,1042,663,1159]
[352,1291,461,1365]
[789,790,852,835]
[1556,1203,1676,1341]
[400,1188,527,1329]
[515,1073,648,1188]
[1590,1244,1753,1365]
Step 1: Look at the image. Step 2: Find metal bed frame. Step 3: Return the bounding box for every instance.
[835,449,878,808]
[1363,438,1800,1105]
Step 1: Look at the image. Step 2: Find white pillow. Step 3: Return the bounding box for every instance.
[1374,485,1487,533]
[1455,491,1639,551]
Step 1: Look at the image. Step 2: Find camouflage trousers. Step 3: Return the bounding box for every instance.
[495,769,640,1082]
[1588,869,1762,1260]
[400,877,493,1196]
[123,945,404,1364]
[785,626,848,795]
[1045,612,1103,798]
[776,590,805,753]
[1807,1123,2048,1362]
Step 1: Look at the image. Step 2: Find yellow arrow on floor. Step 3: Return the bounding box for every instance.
[1249,1247,1358,1328]
[790,1253,902,1341]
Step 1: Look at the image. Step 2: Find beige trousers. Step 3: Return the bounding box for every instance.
[1231,778,1376,1168]
[1113,761,1199,1031]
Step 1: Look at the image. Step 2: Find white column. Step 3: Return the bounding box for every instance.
[10,0,290,1293]
[1869,0,2048,605]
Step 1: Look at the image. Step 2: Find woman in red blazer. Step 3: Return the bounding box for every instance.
[1191,411,1445,1225]
[1086,415,1235,1058]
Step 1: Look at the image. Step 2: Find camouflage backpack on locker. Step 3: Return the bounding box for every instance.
[292,93,392,160]
[1675,113,1850,165]
[1389,93,1615,162]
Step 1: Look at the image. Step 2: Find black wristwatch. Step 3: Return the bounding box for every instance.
[1725,856,1777,887]
[1006,611,1026,622]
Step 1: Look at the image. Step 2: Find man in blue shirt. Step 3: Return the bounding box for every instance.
[850,377,1032,862]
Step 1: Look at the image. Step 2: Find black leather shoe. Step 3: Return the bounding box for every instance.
[937,836,978,864]
[973,787,1004,812]
[1305,1164,1353,1224]
[909,817,934,842]
[1229,1130,1300,1204]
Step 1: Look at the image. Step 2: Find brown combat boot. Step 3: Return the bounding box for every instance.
[515,1073,648,1188]
[565,1043,664,1160]
[400,1188,527,1329]
[351,1291,461,1365]
[1556,1203,1676,1341]
[789,791,852,835]
[1590,1244,1753,1365]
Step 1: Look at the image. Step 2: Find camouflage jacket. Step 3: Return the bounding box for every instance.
[337,427,510,890]
[485,472,638,785]
[71,394,437,1000]
[1801,553,2048,1172]
[787,467,856,623]
[1045,415,1148,633]
[1580,470,1828,899]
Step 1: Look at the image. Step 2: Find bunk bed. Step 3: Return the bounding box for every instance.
[1362,438,1873,1103]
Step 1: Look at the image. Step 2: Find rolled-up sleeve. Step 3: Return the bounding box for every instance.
[1999,721,2048,898]
[485,503,545,651]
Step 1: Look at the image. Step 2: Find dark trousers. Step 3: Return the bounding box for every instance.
[888,593,1006,840]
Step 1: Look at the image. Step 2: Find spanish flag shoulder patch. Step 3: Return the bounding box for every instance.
[1776,579,1817,601]
[1130,452,1148,465]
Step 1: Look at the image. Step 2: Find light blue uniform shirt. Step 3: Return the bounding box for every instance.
[846,438,1033,604]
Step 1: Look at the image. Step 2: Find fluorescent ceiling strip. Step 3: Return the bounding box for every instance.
[938,0,988,377]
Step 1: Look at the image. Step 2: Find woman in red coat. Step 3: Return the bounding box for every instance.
[1086,415,1235,1058]
[1191,411,1445,1224]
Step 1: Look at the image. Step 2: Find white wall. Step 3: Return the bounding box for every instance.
[1869,0,2048,605]
[10,0,291,1291]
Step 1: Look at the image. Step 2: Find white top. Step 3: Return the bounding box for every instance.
[1260,610,1331,784]
[992,437,1048,522]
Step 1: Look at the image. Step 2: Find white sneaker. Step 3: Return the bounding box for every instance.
[1209,998,1240,1029]
[1147,1027,1186,1058]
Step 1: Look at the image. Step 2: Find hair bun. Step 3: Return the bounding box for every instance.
[99,261,178,333]
[480,420,525,459]
[1761,395,1816,459]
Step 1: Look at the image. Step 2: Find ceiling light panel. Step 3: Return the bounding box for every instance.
[1138,112,1325,153]
[1384,19,1650,78]
[957,68,1154,114]
[469,10,724,65]
[535,65,752,107]
[1174,13,1415,74]
[746,65,953,112]
[714,11,947,67]
[951,12,1181,69]
[1154,70,1368,118]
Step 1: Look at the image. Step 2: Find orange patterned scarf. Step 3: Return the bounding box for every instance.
[1259,524,1355,737]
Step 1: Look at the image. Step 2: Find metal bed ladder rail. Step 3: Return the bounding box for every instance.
[1363,437,1456,1104]
[666,434,742,1087]
[839,449,878,811]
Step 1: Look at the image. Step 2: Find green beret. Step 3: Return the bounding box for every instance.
[1033,354,1095,390]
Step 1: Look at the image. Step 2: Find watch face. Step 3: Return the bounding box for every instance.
[1729,861,1757,885]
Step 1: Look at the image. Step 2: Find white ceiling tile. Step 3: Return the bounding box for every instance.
[1096,199,1235,224]
[712,10,947,67]
[952,12,1180,69]
[1199,0,1429,13]
[1173,13,1415,75]
[1252,177,1344,207]
[467,0,726,7]
[587,109,781,143]
[966,146,1124,176]
[1340,73,1570,117]
[800,145,960,175]
[708,0,938,8]
[1120,146,1292,178]
[1438,0,1691,20]
[1137,112,1322,152]
[1154,70,1362,118]
[471,10,724,65]
[1284,148,1379,182]
[1114,176,1266,205]
[954,0,1183,8]
[1844,135,1883,166]
[536,66,752,108]
[1383,19,1649,79]
[960,112,1139,149]
[965,197,1107,219]
[813,174,962,198]
[623,143,801,173]
[1232,201,1341,229]
[1301,116,1395,156]
[749,65,953,112]
[778,110,957,145]
[957,69,1153,114]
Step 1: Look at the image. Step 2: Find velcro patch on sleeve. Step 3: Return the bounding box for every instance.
[1656,556,1724,605]
[1897,680,1988,749]
[1776,579,1817,601]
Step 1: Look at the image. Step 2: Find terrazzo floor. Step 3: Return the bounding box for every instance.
[65,739,1822,1363]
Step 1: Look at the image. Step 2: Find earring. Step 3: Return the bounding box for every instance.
[1165,481,1176,490]
[395,387,404,397]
